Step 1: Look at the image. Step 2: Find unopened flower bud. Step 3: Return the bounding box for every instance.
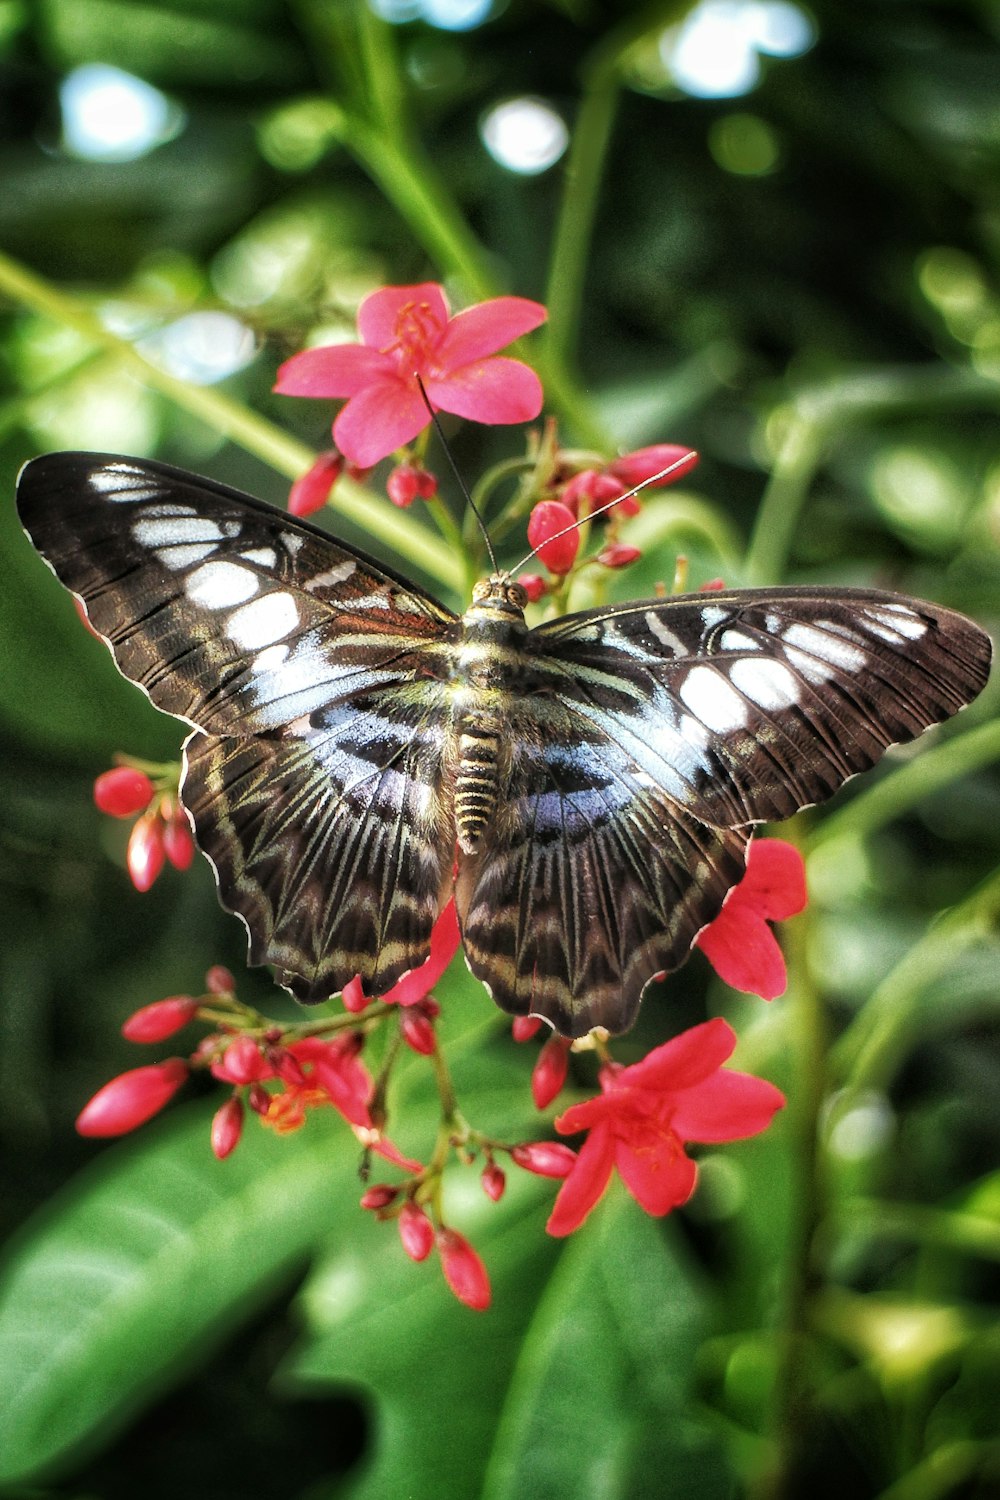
[360,1184,399,1211]
[598,543,642,569]
[76,1058,189,1137]
[205,965,236,995]
[213,1035,268,1085]
[399,1201,435,1262]
[481,1161,506,1201]
[512,1015,543,1042]
[211,1096,244,1160]
[122,995,199,1043]
[436,1228,491,1310]
[517,573,547,603]
[511,1141,577,1178]
[387,463,438,507]
[527,501,579,576]
[127,813,165,892]
[94,766,155,817]
[341,976,369,1013]
[162,812,195,870]
[288,451,343,517]
[532,1034,571,1110]
[401,1010,436,1056]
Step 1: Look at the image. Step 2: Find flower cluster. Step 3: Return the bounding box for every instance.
[76,837,801,1309]
[93,762,194,892]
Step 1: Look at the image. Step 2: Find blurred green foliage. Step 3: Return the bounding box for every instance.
[1,1,999,1497]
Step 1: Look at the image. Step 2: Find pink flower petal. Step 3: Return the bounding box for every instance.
[671,1070,786,1143]
[621,1018,737,1094]
[274,343,389,398]
[695,910,789,999]
[554,1092,613,1137]
[366,1133,424,1173]
[437,296,547,367]
[424,356,543,425]
[382,900,460,1006]
[357,282,450,350]
[332,380,431,467]
[614,1131,698,1217]
[546,1119,616,1237]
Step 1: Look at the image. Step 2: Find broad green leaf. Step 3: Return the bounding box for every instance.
[0,1107,355,1484]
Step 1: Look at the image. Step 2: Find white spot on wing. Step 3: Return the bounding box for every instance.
[305,558,357,591]
[679,665,747,732]
[783,622,867,674]
[867,607,927,641]
[730,656,800,710]
[720,629,761,653]
[186,559,259,608]
[645,612,689,656]
[700,606,726,628]
[282,533,305,555]
[159,542,218,570]
[240,547,278,569]
[226,591,299,649]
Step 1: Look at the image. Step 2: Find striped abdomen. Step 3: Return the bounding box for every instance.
[455,723,501,853]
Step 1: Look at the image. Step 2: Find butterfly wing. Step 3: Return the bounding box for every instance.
[17,452,459,996]
[457,586,991,1036]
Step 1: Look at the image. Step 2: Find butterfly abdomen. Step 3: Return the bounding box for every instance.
[455,722,502,853]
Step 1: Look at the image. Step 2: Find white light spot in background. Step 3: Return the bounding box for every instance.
[481,97,569,175]
[369,0,493,27]
[140,312,257,385]
[60,64,185,162]
[661,0,814,100]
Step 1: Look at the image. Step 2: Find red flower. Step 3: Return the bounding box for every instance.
[76,1059,189,1137]
[275,283,547,468]
[436,1228,491,1311]
[527,500,579,575]
[94,766,154,817]
[382,899,461,1008]
[288,451,344,517]
[695,838,807,1000]
[547,1018,784,1236]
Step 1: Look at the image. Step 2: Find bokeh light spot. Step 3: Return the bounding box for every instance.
[480,97,568,174]
[60,64,184,162]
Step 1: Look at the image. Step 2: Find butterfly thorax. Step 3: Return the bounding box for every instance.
[450,575,530,854]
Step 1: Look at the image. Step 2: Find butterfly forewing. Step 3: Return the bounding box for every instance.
[16,452,993,1038]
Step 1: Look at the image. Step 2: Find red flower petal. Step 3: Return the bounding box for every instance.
[614,1131,698,1217]
[546,1119,616,1237]
[332,380,430,468]
[671,1069,786,1142]
[382,899,460,1007]
[365,1134,424,1172]
[695,911,789,999]
[76,1059,189,1137]
[357,282,450,351]
[313,1046,374,1128]
[274,342,389,398]
[425,356,543,425]
[288,451,343,517]
[621,1017,737,1094]
[436,295,546,367]
[732,838,807,920]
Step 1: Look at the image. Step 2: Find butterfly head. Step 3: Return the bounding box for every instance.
[469,575,529,618]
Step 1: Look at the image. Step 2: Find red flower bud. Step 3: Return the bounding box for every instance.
[76,1058,189,1137]
[162,812,195,870]
[532,1034,571,1110]
[122,995,199,1043]
[511,1141,577,1178]
[608,444,699,490]
[360,1184,399,1211]
[560,469,625,515]
[481,1161,506,1201]
[288,451,343,517]
[341,976,369,1013]
[269,1046,307,1086]
[436,1228,491,1310]
[210,1096,244,1160]
[205,965,236,995]
[248,1081,271,1115]
[213,1035,268,1084]
[527,501,580,575]
[387,463,438,507]
[94,766,155,817]
[399,1202,435,1262]
[517,573,547,603]
[598,543,642,569]
[512,1015,543,1042]
[127,813,165,892]
[699,577,726,592]
[401,1010,436,1056]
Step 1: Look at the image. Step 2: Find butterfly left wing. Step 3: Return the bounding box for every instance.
[458,585,991,1037]
[16,452,460,997]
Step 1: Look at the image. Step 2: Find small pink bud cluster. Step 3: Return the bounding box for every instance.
[518,444,699,599]
[93,763,195,892]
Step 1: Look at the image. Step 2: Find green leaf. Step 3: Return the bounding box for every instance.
[0,1107,349,1485]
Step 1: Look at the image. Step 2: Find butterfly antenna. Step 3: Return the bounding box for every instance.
[417,377,499,575]
[509,449,698,575]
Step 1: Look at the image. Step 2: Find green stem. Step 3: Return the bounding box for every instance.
[831,865,1000,1090]
[744,405,827,586]
[0,248,461,592]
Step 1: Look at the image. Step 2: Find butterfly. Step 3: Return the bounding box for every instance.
[16,452,992,1037]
